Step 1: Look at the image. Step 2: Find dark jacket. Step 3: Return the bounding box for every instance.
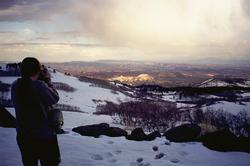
[11,78,59,139]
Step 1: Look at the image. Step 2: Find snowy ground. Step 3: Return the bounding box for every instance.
[162,92,250,114]
[1,70,250,165]
[1,127,250,166]
[202,101,250,115]
[51,72,130,113]
[0,76,19,84]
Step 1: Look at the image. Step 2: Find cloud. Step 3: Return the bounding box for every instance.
[241,0,250,18]
[0,0,67,21]
[0,0,250,63]
[0,42,106,47]
[69,0,250,60]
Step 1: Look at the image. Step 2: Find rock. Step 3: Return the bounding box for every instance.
[72,123,110,137]
[152,146,158,151]
[200,129,250,153]
[155,153,165,159]
[126,128,147,141]
[146,131,161,141]
[200,129,237,152]
[107,127,128,137]
[0,106,16,128]
[238,137,250,153]
[72,123,127,138]
[164,124,201,142]
[126,128,161,141]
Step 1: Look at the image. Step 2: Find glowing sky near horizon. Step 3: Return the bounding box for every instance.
[0,0,250,63]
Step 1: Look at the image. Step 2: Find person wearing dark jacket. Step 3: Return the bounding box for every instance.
[11,57,60,166]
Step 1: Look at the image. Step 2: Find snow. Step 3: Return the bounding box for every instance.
[162,92,177,102]
[0,76,19,84]
[199,78,250,88]
[51,72,130,113]
[240,93,250,98]
[199,80,230,87]
[202,101,250,115]
[62,112,113,129]
[1,69,250,166]
[1,127,250,166]
[0,63,6,69]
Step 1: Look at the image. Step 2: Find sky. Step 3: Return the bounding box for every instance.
[0,0,250,64]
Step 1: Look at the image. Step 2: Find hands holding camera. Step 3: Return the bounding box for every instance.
[38,65,53,87]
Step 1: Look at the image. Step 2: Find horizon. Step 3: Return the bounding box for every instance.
[0,0,250,64]
[1,59,250,67]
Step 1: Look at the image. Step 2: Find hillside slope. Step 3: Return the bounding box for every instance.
[0,70,250,166]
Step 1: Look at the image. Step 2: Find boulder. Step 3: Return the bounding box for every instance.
[164,124,201,142]
[72,123,127,138]
[126,128,147,141]
[72,123,110,137]
[126,128,161,141]
[107,127,128,137]
[146,131,161,141]
[237,137,250,153]
[0,106,16,128]
[200,129,250,153]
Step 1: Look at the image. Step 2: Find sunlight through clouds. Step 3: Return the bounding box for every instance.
[0,0,250,63]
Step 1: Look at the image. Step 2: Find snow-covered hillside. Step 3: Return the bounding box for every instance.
[1,70,250,166]
[198,78,250,88]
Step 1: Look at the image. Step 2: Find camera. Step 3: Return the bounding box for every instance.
[38,65,52,86]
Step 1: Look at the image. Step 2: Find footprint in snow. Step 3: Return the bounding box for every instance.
[155,153,166,159]
[114,150,122,155]
[130,162,151,166]
[181,143,186,147]
[104,152,113,158]
[179,151,188,156]
[164,141,171,145]
[152,146,158,151]
[107,140,114,144]
[170,158,180,163]
[108,159,117,163]
[90,154,104,160]
[137,157,143,163]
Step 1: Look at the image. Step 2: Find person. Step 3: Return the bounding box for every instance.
[11,57,61,166]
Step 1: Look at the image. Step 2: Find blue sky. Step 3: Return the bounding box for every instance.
[0,0,250,64]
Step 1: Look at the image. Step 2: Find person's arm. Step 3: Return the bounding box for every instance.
[35,80,59,106]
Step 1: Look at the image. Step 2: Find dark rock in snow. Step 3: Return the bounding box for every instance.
[200,129,250,153]
[107,127,128,137]
[72,123,127,138]
[164,124,201,142]
[237,137,250,153]
[127,128,161,141]
[147,131,161,141]
[73,123,109,137]
[126,128,147,141]
[200,129,237,152]
[0,106,16,128]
